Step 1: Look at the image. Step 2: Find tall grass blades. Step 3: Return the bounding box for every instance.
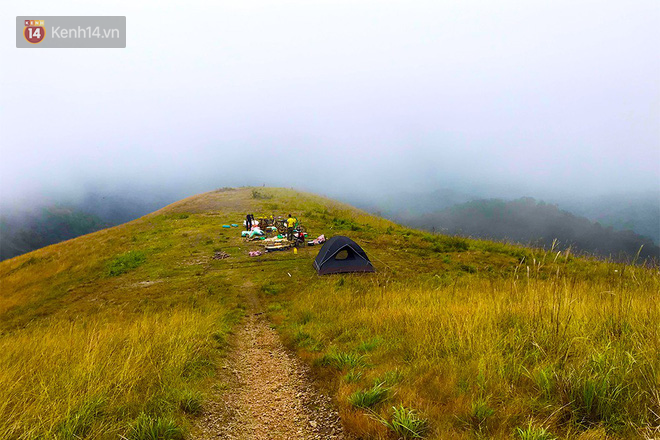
[378,405,429,439]
[516,422,556,440]
[0,309,233,438]
[278,247,659,438]
[128,413,184,440]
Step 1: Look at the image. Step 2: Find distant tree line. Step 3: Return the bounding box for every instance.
[0,207,106,261]
[1,192,174,262]
[406,198,660,262]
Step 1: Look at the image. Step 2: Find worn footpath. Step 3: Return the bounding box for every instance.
[192,294,346,440]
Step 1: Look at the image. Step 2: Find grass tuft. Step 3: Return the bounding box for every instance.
[343,369,363,383]
[175,388,204,415]
[374,369,403,386]
[128,413,184,440]
[356,337,381,353]
[348,382,389,408]
[182,356,214,378]
[319,351,365,369]
[56,396,106,439]
[516,422,556,440]
[466,396,494,432]
[378,405,429,439]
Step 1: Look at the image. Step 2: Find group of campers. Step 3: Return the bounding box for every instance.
[241,211,376,275]
[245,213,298,241]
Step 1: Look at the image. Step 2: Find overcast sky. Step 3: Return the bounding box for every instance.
[1,0,659,206]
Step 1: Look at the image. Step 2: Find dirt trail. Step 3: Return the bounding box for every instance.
[192,293,346,440]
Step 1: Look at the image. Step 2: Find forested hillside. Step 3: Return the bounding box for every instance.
[0,206,106,260]
[406,198,659,262]
[0,193,173,261]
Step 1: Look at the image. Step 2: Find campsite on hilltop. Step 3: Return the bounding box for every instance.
[4,0,659,438]
[0,187,658,440]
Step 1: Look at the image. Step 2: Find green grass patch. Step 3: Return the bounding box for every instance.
[106,251,146,276]
[459,263,477,273]
[261,281,283,296]
[356,337,381,353]
[374,369,403,386]
[332,217,363,231]
[56,396,106,439]
[174,388,204,415]
[292,326,323,351]
[182,355,215,379]
[251,189,272,199]
[429,235,470,252]
[466,396,494,433]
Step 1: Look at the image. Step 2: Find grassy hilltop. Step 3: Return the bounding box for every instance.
[0,187,658,440]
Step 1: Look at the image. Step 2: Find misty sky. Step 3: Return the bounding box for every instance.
[1,0,659,206]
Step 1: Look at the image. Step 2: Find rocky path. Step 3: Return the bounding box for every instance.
[191,295,346,440]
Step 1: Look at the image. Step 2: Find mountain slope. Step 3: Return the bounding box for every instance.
[0,205,107,261]
[1,187,658,439]
[0,192,175,261]
[404,198,660,261]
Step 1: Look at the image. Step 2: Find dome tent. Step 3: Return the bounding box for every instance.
[313,236,375,275]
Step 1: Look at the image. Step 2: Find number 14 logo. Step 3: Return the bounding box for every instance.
[24,20,45,44]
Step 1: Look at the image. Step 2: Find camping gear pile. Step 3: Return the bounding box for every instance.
[241,213,308,251]
[233,214,376,274]
[265,240,290,252]
[242,216,281,241]
[212,250,230,260]
[307,234,326,246]
[242,228,265,239]
[289,229,307,247]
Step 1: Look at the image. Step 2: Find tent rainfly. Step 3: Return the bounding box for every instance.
[313,236,375,275]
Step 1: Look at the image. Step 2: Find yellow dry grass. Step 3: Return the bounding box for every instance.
[279,266,659,438]
[0,309,234,439]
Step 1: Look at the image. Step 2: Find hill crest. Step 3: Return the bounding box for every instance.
[1,187,658,439]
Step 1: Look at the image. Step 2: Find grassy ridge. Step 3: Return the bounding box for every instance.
[0,187,658,439]
[0,192,249,439]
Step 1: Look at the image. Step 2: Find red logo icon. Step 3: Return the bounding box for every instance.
[24,20,45,44]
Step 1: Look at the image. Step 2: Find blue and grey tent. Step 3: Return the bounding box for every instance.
[313,236,375,275]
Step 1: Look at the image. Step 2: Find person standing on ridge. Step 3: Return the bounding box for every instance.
[246,213,253,231]
[286,214,296,241]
